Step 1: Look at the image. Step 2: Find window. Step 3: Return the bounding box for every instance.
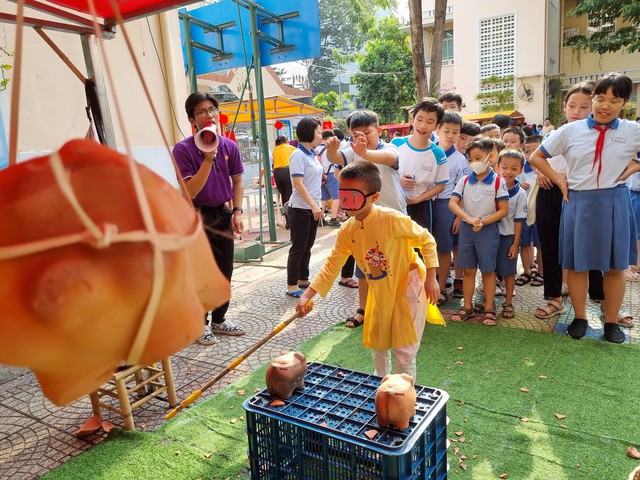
[587,12,616,36]
[478,14,516,109]
[442,30,454,61]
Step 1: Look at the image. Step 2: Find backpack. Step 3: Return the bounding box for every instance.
[463,175,501,211]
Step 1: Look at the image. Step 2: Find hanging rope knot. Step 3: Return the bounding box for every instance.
[86,223,119,249]
[591,125,610,190]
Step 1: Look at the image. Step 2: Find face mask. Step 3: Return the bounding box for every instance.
[469,161,488,175]
[338,188,377,211]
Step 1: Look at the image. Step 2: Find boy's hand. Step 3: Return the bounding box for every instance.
[472,220,484,232]
[325,136,341,152]
[521,182,531,190]
[536,172,553,190]
[424,276,440,305]
[508,244,518,259]
[451,217,461,234]
[399,173,416,190]
[350,131,369,158]
[296,291,315,316]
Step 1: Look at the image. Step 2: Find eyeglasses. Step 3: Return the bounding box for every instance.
[592,98,624,107]
[195,107,219,117]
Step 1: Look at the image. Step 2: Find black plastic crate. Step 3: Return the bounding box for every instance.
[244,362,449,479]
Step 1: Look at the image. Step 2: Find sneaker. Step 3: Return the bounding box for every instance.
[197,325,218,345]
[452,278,463,298]
[445,276,453,289]
[211,320,246,336]
[327,218,341,228]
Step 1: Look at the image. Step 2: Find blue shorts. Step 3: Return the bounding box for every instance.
[407,200,432,231]
[355,264,364,279]
[432,199,456,252]
[457,221,500,273]
[560,186,637,271]
[321,172,338,201]
[630,190,640,240]
[496,234,518,277]
[519,223,540,247]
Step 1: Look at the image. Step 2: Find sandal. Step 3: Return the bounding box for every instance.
[345,308,365,328]
[501,302,515,319]
[436,290,449,307]
[599,305,634,328]
[450,306,474,323]
[515,273,533,286]
[482,310,498,326]
[535,299,564,319]
[338,278,359,288]
[530,274,544,287]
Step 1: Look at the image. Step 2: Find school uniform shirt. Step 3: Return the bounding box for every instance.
[310,206,438,351]
[392,137,448,199]
[540,114,640,191]
[451,169,509,220]
[288,144,323,210]
[498,180,528,236]
[516,162,537,198]
[436,146,468,200]
[339,142,407,214]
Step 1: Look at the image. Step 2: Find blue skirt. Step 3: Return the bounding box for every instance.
[560,186,637,271]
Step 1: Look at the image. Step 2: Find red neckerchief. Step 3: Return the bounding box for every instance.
[591,125,610,190]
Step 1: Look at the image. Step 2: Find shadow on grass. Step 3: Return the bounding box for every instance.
[42,322,640,480]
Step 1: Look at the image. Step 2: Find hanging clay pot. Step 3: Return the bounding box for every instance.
[375,373,416,430]
[265,351,307,399]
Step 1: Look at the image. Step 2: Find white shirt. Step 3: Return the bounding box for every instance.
[451,169,509,220]
[392,137,448,199]
[341,141,407,214]
[540,115,640,191]
[437,146,468,200]
[498,181,528,236]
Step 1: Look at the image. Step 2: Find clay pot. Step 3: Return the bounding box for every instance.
[265,351,307,399]
[375,373,416,430]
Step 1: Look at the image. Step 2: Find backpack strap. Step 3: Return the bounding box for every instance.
[494,175,500,211]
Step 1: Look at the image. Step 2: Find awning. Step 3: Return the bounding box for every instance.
[463,110,525,123]
[381,123,410,130]
[219,95,325,124]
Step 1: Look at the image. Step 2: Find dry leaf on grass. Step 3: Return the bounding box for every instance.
[459,463,468,470]
[365,429,378,440]
[520,387,529,393]
[320,350,327,354]
[453,447,460,455]
[459,438,466,443]
[473,455,478,459]
[457,346,464,350]
[457,401,465,406]
[446,366,452,370]
[520,417,529,422]
[175,451,181,455]
[455,361,464,365]
[539,375,548,379]
[559,425,567,429]
[627,446,640,459]
[455,431,464,436]
[237,389,246,395]
[270,399,285,407]
[459,455,467,461]
[554,413,567,420]
[499,474,508,479]
[203,452,213,459]
[229,418,237,424]
[254,387,261,393]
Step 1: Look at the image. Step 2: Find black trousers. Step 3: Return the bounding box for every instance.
[341,255,355,278]
[287,207,319,286]
[535,185,604,300]
[273,167,293,205]
[198,204,234,324]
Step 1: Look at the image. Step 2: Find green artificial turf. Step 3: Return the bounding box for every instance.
[43,322,640,480]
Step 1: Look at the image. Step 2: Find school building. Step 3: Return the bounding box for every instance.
[419,0,640,125]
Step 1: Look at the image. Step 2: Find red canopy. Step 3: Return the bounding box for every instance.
[45,0,196,22]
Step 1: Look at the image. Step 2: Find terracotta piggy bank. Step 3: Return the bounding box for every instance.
[265,351,307,399]
[375,373,416,430]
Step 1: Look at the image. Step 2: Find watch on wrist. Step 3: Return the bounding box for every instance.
[232,206,243,214]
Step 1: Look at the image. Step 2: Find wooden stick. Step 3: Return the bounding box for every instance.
[166,304,312,420]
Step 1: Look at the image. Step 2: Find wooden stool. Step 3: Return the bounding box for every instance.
[89,357,177,430]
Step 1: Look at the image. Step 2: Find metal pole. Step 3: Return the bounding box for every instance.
[80,33,116,148]
[249,4,277,241]
[181,15,198,94]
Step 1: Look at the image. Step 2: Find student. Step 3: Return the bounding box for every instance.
[449,137,509,325]
[540,117,555,136]
[318,129,341,227]
[272,136,296,229]
[431,111,465,305]
[285,118,324,298]
[451,122,481,297]
[529,72,640,343]
[480,123,501,139]
[491,114,512,134]
[325,109,405,329]
[438,92,463,112]
[395,97,448,231]
[296,161,439,379]
[496,149,528,318]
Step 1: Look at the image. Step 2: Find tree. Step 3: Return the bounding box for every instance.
[408,0,427,99]
[428,0,448,96]
[308,0,393,93]
[352,17,414,123]
[312,91,342,116]
[565,0,640,55]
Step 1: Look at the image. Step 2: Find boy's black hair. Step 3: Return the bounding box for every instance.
[185,92,219,119]
[466,136,495,156]
[348,109,380,130]
[502,126,525,143]
[524,134,543,145]
[295,117,321,143]
[410,97,444,124]
[480,123,499,134]
[439,111,463,127]
[491,114,512,130]
[460,122,481,137]
[545,117,552,122]
[492,138,505,153]
[322,129,336,140]
[498,148,525,167]
[340,160,382,194]
[275,135,288,146]
[333,128,345,141]
[594,72,632,100]
[438,92,463,108]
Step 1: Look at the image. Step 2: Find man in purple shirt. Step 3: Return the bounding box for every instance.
[173,92,245,345]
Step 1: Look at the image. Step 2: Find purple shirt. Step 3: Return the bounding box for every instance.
[173,134,244,207]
